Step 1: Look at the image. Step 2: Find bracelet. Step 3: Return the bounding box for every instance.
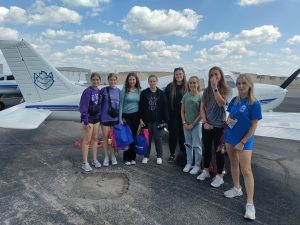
[182,121,187,125]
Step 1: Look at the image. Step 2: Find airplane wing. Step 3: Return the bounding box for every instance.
[0,103,52,129]
[255,112,300,141]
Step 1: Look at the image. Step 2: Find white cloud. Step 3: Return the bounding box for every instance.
[123,6,201,37]
[66,45,96,54]
[140,40,192,59]
[238,0,273,6]
[280,48,293,54]
[196,25,280,63]
[63,0,110,8]
[42,29,76,39]
[52,52,65,58]
[0,27,20,40]
[239,25,281,44]
[287,35,300,45]
[82,32,130,50]
[0,2,82,26]
[96,48,147,61]
[0,6,27,24]
[199,32,230,41]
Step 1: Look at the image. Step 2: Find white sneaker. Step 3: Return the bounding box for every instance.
[142,157,149,164]
[183,164,192,172]
[91,159,101,168]
[81,163,92,172]
[125,161,131,166]
[197,170,210,180]
[210,175,224,188]
[189,166,200,175]
[244,203,256,220]
[103,157,109,167]
[224,187,243,198]
[157,158,162,165]
[111,156,118,165]
[131,160,136,165]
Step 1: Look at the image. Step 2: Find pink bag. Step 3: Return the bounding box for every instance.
[141,128,149,146]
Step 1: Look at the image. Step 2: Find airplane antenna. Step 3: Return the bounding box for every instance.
[280,68,300,89]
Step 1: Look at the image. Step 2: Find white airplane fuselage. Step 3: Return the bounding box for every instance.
[24,75,288,123]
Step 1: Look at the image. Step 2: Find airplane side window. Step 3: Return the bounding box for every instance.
[0,77,4,80]
[7,75,15,80]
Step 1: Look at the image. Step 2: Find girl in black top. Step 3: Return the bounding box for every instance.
[164,67,188,163]
[139,75,169,164]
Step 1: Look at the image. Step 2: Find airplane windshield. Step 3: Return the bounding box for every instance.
[7,75,15,80]
[225,75,235,88]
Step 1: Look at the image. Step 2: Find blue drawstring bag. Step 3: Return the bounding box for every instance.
[135,127,148,155]
[113,124,133,148]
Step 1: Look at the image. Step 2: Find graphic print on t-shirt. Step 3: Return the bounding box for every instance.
[91,93,99,105]
[148,92,158,111]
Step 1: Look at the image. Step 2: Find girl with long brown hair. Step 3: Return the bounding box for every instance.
[119,72,141,165]
[198,66,230,187]
[164,67,188,163]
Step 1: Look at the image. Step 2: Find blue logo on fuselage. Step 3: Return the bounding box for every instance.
[34,71,54,90]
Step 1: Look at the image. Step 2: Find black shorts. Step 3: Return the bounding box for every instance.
[101,121,119,127]
[88,118,100,124]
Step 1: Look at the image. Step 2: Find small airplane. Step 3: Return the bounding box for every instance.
[0,74,22,110]
[0,74,19,95]
[0,39,299,141]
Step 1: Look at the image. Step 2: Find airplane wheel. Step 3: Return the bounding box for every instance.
[0,102,5,111]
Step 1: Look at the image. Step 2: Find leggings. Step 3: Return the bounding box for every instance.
[122,112,139,162]
[168,116,185,155]
[202,125,224,175]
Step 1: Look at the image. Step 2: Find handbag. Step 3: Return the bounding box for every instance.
[113,124,134,148]
[109,127,129,151]
[135,126,148,155]
[106,87,119,118]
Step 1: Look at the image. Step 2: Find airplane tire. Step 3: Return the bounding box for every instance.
[0,102,5,111]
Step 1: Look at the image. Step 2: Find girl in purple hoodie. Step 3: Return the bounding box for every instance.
[100,73,121,166]
[79,72,102,172]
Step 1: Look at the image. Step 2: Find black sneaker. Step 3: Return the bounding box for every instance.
[167,155,176,163]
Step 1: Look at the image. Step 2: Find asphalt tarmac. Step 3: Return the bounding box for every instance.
[0,94,299,225]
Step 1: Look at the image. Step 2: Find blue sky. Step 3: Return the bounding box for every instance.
[1,0,300,76]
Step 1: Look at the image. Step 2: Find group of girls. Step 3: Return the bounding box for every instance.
[79,66,262,221]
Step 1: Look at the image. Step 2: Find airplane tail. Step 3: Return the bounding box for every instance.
[0,39,83,103]
[280,68,300,89]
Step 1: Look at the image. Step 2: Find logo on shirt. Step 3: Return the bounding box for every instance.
[33,71,54,90]
[239,105,247,112]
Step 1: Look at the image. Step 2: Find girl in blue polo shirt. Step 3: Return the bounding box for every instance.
[224,74,262,221]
